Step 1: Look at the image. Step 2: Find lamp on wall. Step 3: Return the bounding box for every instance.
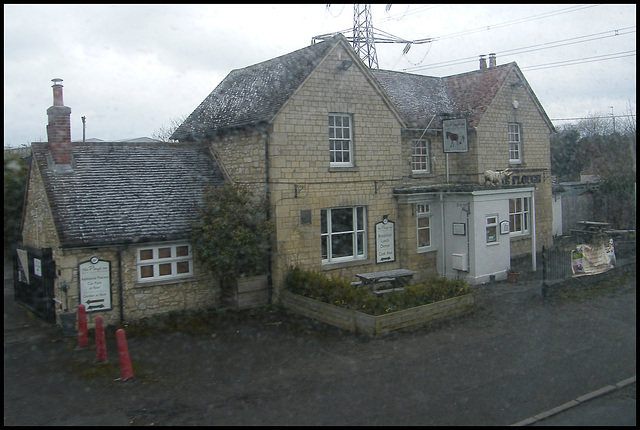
[337,60,353,71]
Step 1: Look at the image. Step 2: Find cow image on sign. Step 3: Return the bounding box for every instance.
[78,258,112,312]
[443,118,469,153]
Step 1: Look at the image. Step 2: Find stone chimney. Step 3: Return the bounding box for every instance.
[488,53,497,68]
[46,78,72,165]
[479,55,487,70]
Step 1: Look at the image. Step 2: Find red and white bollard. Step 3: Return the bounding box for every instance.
[95,315,107,362]
[116,329,134,381]
[77,305,88,348]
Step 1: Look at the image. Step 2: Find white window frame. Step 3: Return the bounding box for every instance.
[137,243,193,282]
[321,206,367,264]
[411,139,431,173]
[416,204,432,251]
[509,197,530,236]
[486,214,499,245]
[329,113,354,167]
[508,123,522,163]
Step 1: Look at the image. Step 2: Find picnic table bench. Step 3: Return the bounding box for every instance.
[571,221,611,243]
[354,269,416,294]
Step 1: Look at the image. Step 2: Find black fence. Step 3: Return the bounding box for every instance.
[542,236,636,283]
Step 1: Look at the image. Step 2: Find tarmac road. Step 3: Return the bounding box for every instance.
[4,254,636,425]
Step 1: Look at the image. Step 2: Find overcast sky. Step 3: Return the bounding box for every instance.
[3,4,636,147]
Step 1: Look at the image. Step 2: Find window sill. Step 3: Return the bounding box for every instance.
[134,275,196,288]
[417,247,436,254]
[411,171,433,179]
[321,258,371,271]
[329,166,358,173]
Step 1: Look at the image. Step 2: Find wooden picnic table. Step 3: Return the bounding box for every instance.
[355,269,416,292]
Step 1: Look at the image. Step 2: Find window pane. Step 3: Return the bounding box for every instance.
[177,261,190,274]
[356,207,364,231]
[159,263,172,276]
[176,246,189,257]
[418,217,430,228]
[331,208,353,232]
[487,226,497,243]
[140,265,154,278]
[158,248,171,259]
[357,232,365,256]
[332,233,354,258]
[321,236,328,260]
[140,249,153,260]
[321,209,327,234]
[418,229,431,247]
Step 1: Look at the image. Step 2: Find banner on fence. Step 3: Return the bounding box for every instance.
[571,239,616,276]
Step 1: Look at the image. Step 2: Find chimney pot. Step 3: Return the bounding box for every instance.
[489,53,496,68]
[479,55,487,70]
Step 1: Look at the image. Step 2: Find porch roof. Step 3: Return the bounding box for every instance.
[393,183,534,195]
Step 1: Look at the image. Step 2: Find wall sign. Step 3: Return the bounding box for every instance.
[500,220,510,235]
[442,118,469,153]
[78,258,112,312]
[375,218,395,263]
[509,174,542,185]
[453,222,466,236]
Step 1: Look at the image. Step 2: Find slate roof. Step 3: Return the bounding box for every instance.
[31,141,225,248]
[171,37,341,140]
[442,63,515,128]
[173,35,549,137]
[370,69,456,129]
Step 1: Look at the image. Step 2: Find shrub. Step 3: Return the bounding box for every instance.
[284,267,472,315]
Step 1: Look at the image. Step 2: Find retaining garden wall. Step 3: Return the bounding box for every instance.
[281,290,475,337]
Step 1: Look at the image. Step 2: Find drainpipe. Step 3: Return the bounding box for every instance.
[264,125,273,304]
[440,193,446,276]
[530,190,537,271]
[117,245,128,323]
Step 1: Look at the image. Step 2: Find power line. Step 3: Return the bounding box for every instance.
[521,50,636,71]
[551,114,636,121]
[403,26,635,72]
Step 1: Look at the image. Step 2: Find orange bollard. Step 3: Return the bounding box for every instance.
[116,329,134,381]
[95,315,107,362]
[77,305,88,348]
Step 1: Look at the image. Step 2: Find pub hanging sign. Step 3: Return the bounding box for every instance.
[375,217,396,264]
[442,118,469,153]
[78,257,112,312]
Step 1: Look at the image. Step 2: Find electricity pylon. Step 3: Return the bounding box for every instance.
[312,4,433,69]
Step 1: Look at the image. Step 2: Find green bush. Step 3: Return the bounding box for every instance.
[284,267,472,316]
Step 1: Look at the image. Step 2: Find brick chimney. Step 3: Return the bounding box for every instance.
[479,55,487,70]
[488,53,497,68]
[46,78,72,165]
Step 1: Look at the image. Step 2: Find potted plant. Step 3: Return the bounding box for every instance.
[506,267,520,283]
[58,280,77,336]
[190,184,274,310]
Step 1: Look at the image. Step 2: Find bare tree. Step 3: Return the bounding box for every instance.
[576,111,612,137]
[152,115,188,142]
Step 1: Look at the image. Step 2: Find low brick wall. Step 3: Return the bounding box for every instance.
[281,290,475,337]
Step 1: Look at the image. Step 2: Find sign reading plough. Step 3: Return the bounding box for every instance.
[443,118,469,153]
[78,257,112,312]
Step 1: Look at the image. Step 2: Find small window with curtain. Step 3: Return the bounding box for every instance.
[137,243,193,282]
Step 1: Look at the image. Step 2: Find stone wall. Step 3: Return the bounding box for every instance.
[475,68,554,256]
[21,159,59,250]
[50,244,218,329]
